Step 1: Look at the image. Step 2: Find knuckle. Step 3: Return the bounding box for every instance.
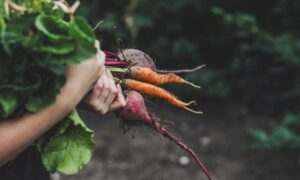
[90,99,98,107]
[100,108,108,115]
[119,101,126,108]
[96,107,104,114]
[111,88,118,95]
[121,101,127,107]
[94,84,101,92]
[103,86,109,91]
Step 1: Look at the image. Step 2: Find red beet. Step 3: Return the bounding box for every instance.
[116,90,152,124]
[116,90,212,180]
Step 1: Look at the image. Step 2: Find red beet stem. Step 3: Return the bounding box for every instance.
[156,65,206,74]
[105,58,120,61]
[105,51,119,58]
[105,51,130,68]
[105,60,129,67]
[151,120,213,180]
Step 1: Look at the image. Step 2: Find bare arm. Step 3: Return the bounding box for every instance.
[0,84,78,166]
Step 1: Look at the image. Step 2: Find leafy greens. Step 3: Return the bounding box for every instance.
[0,0,96,174]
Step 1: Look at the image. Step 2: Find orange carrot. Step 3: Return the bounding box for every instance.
[121,79,202,114]
[128,66,200,88]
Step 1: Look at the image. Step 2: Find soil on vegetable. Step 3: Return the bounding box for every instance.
[61,100,300,180]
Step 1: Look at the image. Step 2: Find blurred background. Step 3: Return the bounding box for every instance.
[62,0,300,179]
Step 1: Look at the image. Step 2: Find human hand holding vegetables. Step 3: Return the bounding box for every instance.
[80,41,126,114]
[84,69,126,115]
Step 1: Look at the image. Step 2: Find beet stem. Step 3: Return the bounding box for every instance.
[151,121,212,180]
[105,61,129,68]
[156,65,206,74]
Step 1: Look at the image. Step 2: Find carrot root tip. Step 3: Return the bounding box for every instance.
[184,107,203,114]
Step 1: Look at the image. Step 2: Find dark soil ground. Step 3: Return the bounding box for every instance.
[60,101,300,180]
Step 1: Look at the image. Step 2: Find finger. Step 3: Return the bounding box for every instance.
[116,84,126,106]
[84,77,103,106]
[98,73,110,105]
[104,70,117,103]
[109,84,126,112]
[97,50,105,66]
[95,40,105,73]
[106,68,113,79]
[95,39,105,65]
[94,77,104,97]
[93,71,111,114]
[95,40,101,50]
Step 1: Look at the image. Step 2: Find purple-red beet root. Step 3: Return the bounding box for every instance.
[116,91,152,124]
[116,90,212,180]
[117,49,157,71]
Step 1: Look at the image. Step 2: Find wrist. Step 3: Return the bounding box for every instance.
[55,82,83,114]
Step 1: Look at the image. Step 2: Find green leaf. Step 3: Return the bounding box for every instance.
[38,41,75,55]
[248,129,271,148]
[70,17,95,43]
[37,60,66,75]
[35,15,70,42]
[270,126,296,148]
[282,113,300,126]
[46,16,98,64]
[41,110,95,174]
[25,76,65,112]
[0,0,5,17]
[0,95,18,118]
[36,118,71,153]
[51,41,96,64]
[1,31,21,54]
[0,17,5,32]
[25,95,56,112]
[0,74,41,93]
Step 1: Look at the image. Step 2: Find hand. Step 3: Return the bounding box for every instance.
[59,41,105,109]
[84,69,126,115]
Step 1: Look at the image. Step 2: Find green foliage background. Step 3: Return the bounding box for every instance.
[77,0,300,148]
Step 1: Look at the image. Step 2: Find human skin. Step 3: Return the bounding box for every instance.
[0,43,126,166]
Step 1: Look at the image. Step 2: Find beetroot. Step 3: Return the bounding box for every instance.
[117,49,157,71]
[116,90,212,180]
[116,90,152,124]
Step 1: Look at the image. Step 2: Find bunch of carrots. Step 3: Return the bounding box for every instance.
[102,49,213,180]
[105,50,203,114]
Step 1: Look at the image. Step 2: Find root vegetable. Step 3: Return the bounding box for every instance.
[116,90,152,124]
[128,66,200,88]
[120,79,202,114]
[118,49,156,71]
[116,91,212,180]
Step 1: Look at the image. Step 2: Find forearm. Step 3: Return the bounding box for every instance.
[0,84,80,166]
